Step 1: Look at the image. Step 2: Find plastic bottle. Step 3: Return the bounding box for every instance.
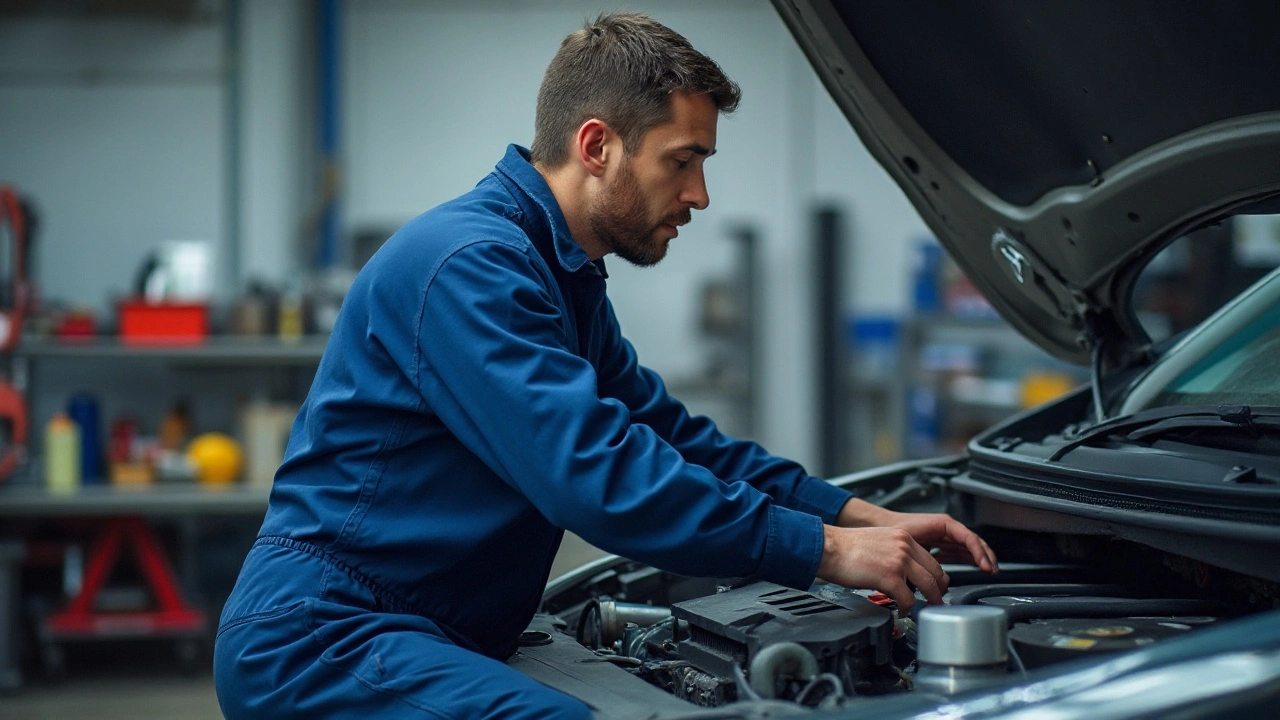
[67,393,103,483]
[45,413,82,494]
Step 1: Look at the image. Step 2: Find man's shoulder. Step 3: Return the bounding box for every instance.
[371,176,541,276]
[409,175,532,245]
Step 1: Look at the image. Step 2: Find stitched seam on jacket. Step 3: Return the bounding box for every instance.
[216,600,306,639]
[328,413,409,555]
[254,537,432,623]
[250,537,490,653]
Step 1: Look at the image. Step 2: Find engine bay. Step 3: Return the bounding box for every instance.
[527,519,1280,716]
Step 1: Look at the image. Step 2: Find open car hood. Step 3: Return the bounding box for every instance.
[773,0,1280,366]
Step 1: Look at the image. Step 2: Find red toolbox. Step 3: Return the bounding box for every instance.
[118,301,208,345]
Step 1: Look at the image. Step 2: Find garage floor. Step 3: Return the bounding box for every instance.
[1,674,223,720]
[0,535,608,719]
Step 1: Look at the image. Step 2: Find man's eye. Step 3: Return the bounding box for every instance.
[675,159,689,169]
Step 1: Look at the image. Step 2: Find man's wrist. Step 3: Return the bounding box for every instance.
[836,498,894,528]
[817,524,838,581]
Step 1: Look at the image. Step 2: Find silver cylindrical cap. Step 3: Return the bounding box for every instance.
[917,605,1009,666]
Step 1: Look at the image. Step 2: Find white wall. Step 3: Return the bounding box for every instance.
[0,0,931,473]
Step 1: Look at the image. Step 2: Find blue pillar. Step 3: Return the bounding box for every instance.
[319,0,341,268]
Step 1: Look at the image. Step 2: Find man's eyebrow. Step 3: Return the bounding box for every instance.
[672,143,715,157]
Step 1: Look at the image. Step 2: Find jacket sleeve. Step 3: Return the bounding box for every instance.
[593,299,853,524]
[413,241,824,589]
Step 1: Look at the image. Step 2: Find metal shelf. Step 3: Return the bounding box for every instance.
[0,482,270,518]
[15,335,328,365]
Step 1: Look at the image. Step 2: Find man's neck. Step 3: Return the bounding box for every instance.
[535,162,608,261]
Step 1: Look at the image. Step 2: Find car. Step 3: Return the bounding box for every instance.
[508,2,1280,717]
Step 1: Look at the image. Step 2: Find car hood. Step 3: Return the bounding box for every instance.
[773,0,1280,366]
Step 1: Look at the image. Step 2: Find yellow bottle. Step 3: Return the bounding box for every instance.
[45,413,82,494]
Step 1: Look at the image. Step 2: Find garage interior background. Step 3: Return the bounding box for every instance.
[0,0,951,472]
[9,0,1251,715]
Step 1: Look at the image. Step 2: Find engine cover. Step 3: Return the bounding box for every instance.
[671,582,894,683]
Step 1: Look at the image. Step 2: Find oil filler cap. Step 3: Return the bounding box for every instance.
[917,606,1009,666]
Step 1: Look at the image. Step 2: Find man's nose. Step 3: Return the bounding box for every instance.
[681,171,709,211]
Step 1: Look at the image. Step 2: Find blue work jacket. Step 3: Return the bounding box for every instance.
[249,145,853,661]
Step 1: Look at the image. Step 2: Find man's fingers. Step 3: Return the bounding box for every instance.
[902,538,947,603]
[884,579,917,611]
[904,559,944,605]
[944,518,1000,573]
[981,537,999,572]
[964,533,994,572]
[907,534,947,585]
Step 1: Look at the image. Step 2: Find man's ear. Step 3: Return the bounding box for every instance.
[574,119,615,178]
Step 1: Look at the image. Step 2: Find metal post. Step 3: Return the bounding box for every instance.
[815,208,846,477]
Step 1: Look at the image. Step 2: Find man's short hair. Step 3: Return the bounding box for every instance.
[529,12,741,167]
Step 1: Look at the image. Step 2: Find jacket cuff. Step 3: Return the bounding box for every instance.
[756,505,824,590]
[791,476,856,524]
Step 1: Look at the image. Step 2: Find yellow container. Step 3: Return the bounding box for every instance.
[1020,372,1076,409]
[187,432,244,485]
[45,413,81,494]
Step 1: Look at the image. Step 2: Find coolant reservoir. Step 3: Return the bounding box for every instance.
[915,605,1009,695]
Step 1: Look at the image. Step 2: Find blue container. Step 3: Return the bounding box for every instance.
[912,239,943,313]
[66,393,103,483]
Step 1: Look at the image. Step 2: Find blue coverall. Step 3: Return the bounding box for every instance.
[214,145,855,719]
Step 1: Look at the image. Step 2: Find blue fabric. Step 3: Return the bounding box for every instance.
[215,145,852,716]
[215,543,591,720]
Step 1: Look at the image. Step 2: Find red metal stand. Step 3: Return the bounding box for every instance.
[44,517,206,638]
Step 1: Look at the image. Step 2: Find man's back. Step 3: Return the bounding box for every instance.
[252,152,588,659]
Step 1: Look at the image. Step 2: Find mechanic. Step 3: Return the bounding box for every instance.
[214,13,998,720]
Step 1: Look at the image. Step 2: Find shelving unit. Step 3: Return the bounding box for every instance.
[15,335,329,365]
[0,335,323,681]
[10,334,327,486]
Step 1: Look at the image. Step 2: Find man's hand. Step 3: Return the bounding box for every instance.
[815,498,999,608]
[884,511,998,573]
[816,525,947,609]
[834,498,998,574]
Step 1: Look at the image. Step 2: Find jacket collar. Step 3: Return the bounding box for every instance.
[495,144,607,277]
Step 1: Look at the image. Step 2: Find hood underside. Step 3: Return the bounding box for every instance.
[774,0,1280,365]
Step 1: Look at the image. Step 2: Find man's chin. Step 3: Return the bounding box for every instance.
[614,240,668,268]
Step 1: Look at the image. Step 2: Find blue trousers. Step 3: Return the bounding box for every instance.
[214,544,591,720]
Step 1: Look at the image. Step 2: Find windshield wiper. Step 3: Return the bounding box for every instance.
[1049,405,1280,462]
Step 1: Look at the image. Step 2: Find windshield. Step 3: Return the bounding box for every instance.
[1122,263,1280,414]
[1148,302,1280,407]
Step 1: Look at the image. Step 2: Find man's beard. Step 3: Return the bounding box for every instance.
[589,160,691,268]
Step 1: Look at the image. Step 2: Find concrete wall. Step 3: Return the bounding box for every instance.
[0,8,227,309]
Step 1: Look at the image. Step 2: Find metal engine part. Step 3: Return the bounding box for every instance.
[576,598,673,651]
[670,582,895,699]
[915,605,1010,695]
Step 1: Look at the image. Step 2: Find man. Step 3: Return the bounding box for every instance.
[214,12,997,720]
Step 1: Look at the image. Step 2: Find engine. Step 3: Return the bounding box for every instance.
[547,551,1248,711]
[575,581,899,707]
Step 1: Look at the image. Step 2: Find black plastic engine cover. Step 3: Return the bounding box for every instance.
[671,582,893,681]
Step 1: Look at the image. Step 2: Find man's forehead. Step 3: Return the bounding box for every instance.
[643,95,719,155]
